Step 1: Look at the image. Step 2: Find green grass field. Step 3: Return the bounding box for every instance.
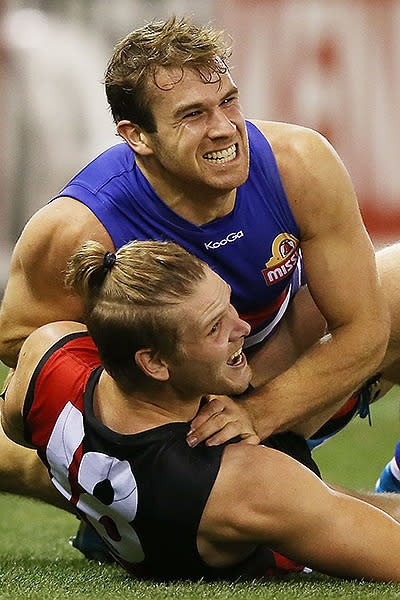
[1,363,400,599]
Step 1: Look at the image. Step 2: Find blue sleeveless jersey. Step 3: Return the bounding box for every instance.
[54,121,303,347]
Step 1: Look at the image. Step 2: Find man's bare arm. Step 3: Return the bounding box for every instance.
[199,444,400,581]
[242,122,390,437]
[0,198,113,367]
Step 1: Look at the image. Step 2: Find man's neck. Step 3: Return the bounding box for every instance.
[165,189,236,225]
[136,158,237,226]
[94,372,201,435]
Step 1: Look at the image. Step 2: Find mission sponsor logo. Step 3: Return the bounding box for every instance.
[262,233,300,285]
[204,230,244,250]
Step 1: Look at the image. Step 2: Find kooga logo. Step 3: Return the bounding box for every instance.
[204,230,244,250]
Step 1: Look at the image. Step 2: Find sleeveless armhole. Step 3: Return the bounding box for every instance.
[22,332,90,444]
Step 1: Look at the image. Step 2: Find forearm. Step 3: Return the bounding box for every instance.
[283,491,400,582]
[331,484,400,524]
[245,322,388,439]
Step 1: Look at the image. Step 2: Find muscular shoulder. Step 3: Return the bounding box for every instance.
[18,322,88,370]
[11,322,88,398]
[248,120,355,235]
[0,198,110,367]
[13,197,115,305]
[2,322,86,446]
[249,120,330,182]
[200,443,302,537]
[198,441,327,568]
[18,198,113,270]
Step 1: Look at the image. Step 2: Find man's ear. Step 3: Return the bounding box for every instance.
[135,348,170,381]
[117,121,153,155]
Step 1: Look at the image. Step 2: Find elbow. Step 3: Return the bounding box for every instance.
[0,314,27,368]
[359,312,390,378]
[372,305,391,370]
[0,337,20,369]
[377,329,390,370]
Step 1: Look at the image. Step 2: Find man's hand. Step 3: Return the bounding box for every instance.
[187,395,260,447]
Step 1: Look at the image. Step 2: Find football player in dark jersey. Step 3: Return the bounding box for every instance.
[3,239,400,582]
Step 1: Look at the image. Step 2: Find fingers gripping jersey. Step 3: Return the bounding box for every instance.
[23,333,320,580]
[53,121,303,348]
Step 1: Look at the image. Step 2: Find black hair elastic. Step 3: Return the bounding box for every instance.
[103,251,117,271]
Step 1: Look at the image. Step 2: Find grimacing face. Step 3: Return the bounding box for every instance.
[144,67,250,199]
[166,268,252,398]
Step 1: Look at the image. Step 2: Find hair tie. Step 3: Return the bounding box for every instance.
[103,251,116,271]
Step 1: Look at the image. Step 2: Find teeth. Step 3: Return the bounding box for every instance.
[228,348,243,366]
[203,144,236,163]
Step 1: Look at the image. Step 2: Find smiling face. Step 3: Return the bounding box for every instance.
[166,267,252,398]
[138,67,250,204]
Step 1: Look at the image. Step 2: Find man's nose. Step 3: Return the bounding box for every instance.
[239,317,251,338]
[232,314,251,339]
[207,108,236,138]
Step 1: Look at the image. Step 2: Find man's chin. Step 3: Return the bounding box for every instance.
[226,375,253,397]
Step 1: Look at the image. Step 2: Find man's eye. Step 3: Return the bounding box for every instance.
[183,110,201,119]
[209,322,220,335]
[222,96,237,105]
